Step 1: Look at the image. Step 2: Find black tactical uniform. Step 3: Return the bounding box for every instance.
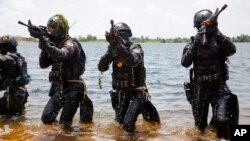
[181,10,238,139]
[29,14,93,126]
[0,35,29,116]
[98,22,160,133]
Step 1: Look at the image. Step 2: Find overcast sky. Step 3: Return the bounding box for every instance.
[0,0,249,38]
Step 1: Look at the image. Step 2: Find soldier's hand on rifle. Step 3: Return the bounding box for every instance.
[202,19,219,36]
[105,31,116,44]
[28,20,43,39]
[28,26,43,39]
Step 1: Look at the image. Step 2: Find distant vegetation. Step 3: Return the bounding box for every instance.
[15,34,250,43]
[231,34,250,42]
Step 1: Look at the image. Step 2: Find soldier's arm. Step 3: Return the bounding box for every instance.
[116,44,143,67]
[215,31,236,56]
[39,49,53,69]
[40,37,80,62]
[98,45,113,72]
[181,43,195,68]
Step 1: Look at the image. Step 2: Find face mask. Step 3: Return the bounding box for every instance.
[119,31,131,45]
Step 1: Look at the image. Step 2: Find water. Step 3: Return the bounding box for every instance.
[0,42,249,140]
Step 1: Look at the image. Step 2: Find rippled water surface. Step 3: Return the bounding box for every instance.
[0,42,249,141]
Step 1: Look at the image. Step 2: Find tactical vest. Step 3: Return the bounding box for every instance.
[193,37,228,82]
[112,43,146,90]
[8,53,30,86]
[49,38,86,82]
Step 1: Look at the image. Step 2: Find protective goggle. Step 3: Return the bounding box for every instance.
[48,24,58,33]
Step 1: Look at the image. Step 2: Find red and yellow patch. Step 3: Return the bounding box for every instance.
[65,41,75,52]
[116,61,123,68]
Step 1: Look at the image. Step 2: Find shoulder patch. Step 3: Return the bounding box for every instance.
[65,41,76,52]
[132,47,142,54]
[0,54,7,61]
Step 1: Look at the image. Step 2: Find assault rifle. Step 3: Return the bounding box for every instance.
[18,20,51,38]
[109,19,126,45]
[200,4,227,45]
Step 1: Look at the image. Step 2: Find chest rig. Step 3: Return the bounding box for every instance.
[111,44,145,90]
[49,38,85,83]
[193,38,224,83]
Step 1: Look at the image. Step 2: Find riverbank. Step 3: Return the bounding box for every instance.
[15,34,250,43]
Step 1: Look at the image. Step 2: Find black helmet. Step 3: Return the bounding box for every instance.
[47,14,69,39]
[0,35,17,54]
[114,22,132,37]
[193,9,212,29]
[113,22,132,45]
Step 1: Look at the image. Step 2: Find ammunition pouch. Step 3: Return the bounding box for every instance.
[110,90,118,109]
[222,63,229,81]
[229,93,239,125]
[184,82,193,103]
[195,73,221,83]
[80,95,93,123]
[49,71,67,82]
[195,65,219,74]
[142,100,160,123]
[112,79,130,90]
[14,74,31,86]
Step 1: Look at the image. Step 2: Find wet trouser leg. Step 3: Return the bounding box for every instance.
[9,88,28,115]
[41,91,63,124]
[191,85,210,132]
[0,96,8,115]
[211,84,231,139]
[123,93,146,132]
[0,88,28,116]
[115,91,130,124]
[59,90,80,126]
[8,95,24,115]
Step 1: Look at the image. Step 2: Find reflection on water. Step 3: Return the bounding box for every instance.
[1,42,250,140]
[0,115,216,141]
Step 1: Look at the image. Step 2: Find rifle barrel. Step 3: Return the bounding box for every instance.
[111,20,114,27]
[18,21,32,28]
[216,4,228,16]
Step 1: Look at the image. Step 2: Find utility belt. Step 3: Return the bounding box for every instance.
[49,71,80,82]
[0,75,30,91]
[195,73,221,83]
[109,85,149,109]
[195,65,219,74]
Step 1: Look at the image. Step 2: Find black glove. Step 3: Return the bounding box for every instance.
[202,20,219,36]
[105,31,119,44]
[28,26,43,39]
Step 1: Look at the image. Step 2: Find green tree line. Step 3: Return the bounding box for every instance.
[15,34,250,43]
